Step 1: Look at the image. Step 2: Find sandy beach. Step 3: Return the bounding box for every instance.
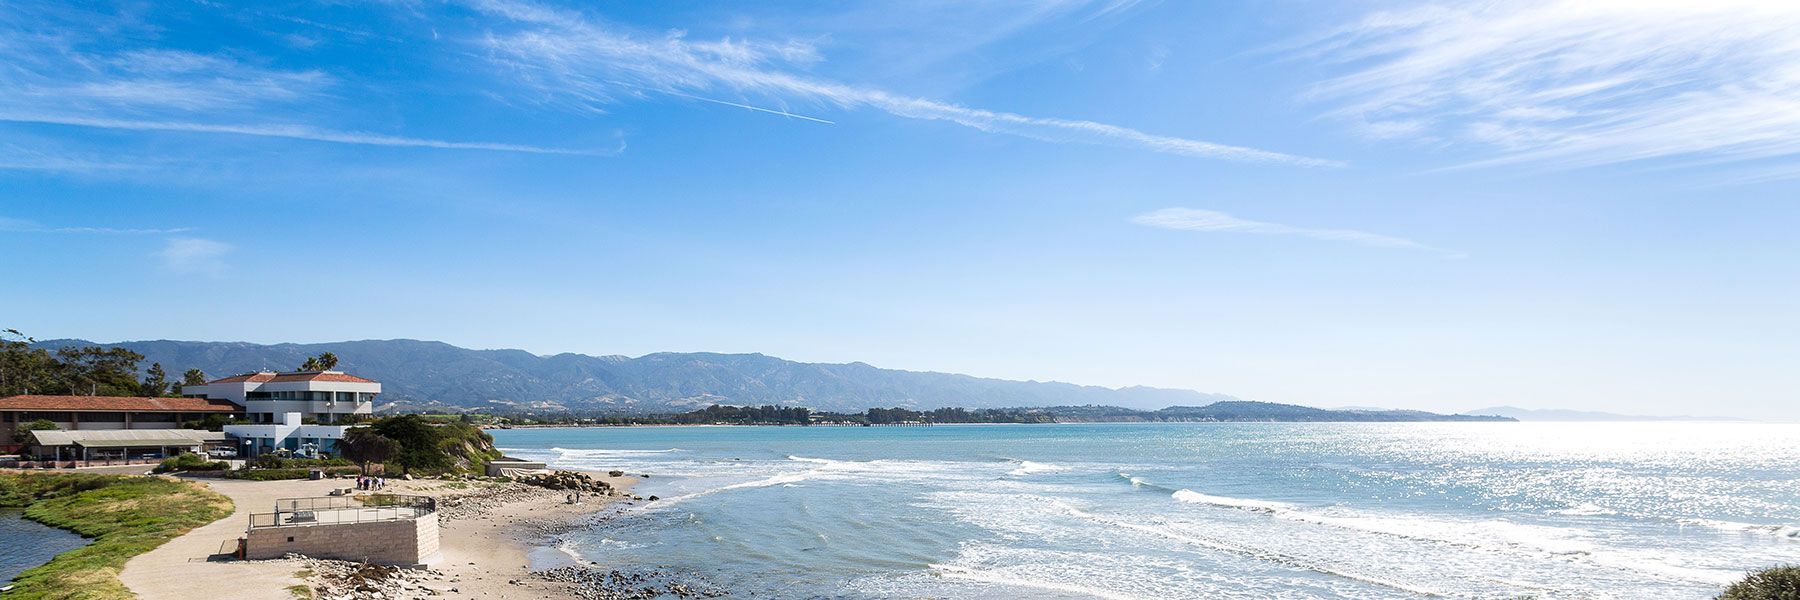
[116,469,638,600]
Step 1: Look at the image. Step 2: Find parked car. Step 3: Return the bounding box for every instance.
[207,448,238,458]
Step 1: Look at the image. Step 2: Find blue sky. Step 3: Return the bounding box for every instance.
[3,0,1797,418]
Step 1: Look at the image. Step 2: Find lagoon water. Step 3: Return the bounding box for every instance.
[494,422,1800,599]
[0,511,88,584]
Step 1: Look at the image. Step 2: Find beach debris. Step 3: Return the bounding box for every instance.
[296,556,447,600]
[536,565,726,600]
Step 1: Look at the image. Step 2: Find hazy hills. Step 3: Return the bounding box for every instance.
[41,338,1245,413]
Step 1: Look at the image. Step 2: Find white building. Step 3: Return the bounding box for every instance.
[183,370,381,457]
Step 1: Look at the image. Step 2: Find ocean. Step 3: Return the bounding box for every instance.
[492,422,1800,599]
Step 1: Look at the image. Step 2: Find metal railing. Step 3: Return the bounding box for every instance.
[247,494,435,529]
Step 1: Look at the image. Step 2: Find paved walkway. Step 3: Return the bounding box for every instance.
[119,477,347,600]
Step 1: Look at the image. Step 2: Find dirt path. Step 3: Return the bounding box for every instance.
[119,477,343,600]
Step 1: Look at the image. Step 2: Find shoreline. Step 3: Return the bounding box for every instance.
[109,468,643,600]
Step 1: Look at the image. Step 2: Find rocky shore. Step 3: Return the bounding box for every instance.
[536,565,728,600]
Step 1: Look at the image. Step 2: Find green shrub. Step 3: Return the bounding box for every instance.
[152,453,230,473]
[223,466,359,481]
[249,455,354,470]
[1720,566,1800,600]
[364,415,501,475]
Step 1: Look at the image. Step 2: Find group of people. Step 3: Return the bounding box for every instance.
[357,475,385,490]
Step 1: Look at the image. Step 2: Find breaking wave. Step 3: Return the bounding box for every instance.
[1170,489,1293,513]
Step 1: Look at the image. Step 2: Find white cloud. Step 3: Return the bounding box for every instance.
[157,237,234,277]
[468,0,1339,167]
[1130,208,1455,256]
[0,216,188,235]
[1295,0,1800,176]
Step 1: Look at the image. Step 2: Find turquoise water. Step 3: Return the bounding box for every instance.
[0,511,88,584]
[494,422,1800,599]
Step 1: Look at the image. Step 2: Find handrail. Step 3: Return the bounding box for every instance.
[248,494,436,530]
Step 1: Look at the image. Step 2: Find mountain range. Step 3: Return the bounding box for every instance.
[42,338,1252,413]
[36,338,1509,421]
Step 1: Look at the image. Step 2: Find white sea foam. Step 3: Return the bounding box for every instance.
[1053,500,1451,597]
[1548,503,1619,516]
[929,564,1149,600]
[1681,518,1800,538]
[553,447,681,456]
[1170,489,1293,513]
[645,472,812,510]
[1007,461,1067,476]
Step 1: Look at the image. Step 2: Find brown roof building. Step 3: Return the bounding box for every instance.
[1,394,241,431]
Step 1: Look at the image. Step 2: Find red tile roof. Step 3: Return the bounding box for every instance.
[206,372,278,384]
[0,395,240,413]
[267,372,378,384]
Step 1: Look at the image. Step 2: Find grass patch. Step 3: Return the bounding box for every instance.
[285,584,314,600]
[0,472,232,600]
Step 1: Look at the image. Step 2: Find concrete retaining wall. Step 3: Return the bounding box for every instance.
[245,513,439,565]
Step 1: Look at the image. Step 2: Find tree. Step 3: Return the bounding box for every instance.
[53,346,144,396]
[141,362,170,397]
[369,415,450,475]
[0,328,58,396]
[299,352,339,371]
[180,413,239,432]
[338,428,400,475]
[12,419,57,443]
[182,368,208,386]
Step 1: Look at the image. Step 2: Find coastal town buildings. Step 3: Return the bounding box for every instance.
[182,370,381,457]
[27,429,228,463]
[4,370,382,460]
[180,370,379,425]
[0,394,239,431]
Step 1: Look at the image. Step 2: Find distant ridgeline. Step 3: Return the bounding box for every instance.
[34,339,1509,422]
[489,401,1513,425]
[36,338,1244,412]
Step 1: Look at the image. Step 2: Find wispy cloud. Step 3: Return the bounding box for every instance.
[157,237,234,277]
[0,114,615,155]
[469,0,1338,167]
[0,216,190,235]
[0,144,146,172]
[0,4,605,156]
[1130,208,1455,256]
[1293,0,1800,177]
